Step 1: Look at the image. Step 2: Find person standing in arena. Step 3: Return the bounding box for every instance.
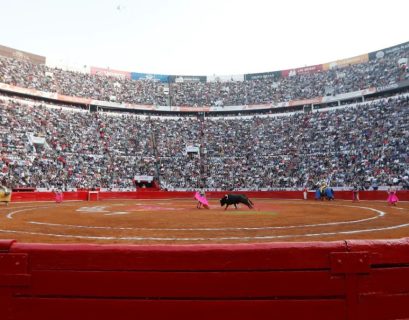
[54,189,63,203]
[195,189,209,209]
[303,186,308,200]
[315,187,321,200]
[386,185,399,206]
[325,187,335,201]
[0,181,12,206]
[352,185,360,202]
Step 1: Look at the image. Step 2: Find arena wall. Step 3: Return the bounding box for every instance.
[0,238,408,320]
[9,190,409,202]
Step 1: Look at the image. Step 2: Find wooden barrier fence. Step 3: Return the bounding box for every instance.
[9,190,409,202]
[0,239,409,320]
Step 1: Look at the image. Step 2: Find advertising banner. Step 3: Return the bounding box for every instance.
[321,87,376,104]
[56,94,92,105]
[0,83,52,100]
[0,83,92,105]
[168,75,207,83]
[186,146,200,153]
[288,97,323,107]
[376,79,409,93]
[170,106,211,112]
[243,104,276,110]
[369,41,409,60]
[0,44,45,65]
[323,54,369,70]
[131,72,169,82]
[207,74,245,82]
[90,66,131,79]
[134,175,153,182]
[244,71,281,81]
[281,64,323,78]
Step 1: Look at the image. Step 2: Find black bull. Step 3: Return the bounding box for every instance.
[220,194,254,210]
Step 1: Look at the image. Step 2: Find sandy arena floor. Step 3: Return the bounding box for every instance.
[0,198,408,244]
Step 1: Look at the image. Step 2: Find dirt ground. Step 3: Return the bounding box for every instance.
[0,198,408,244]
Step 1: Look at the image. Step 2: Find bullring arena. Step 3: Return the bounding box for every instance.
[1,35,409,319]
[1,192,409,320]
[1,192,409,244]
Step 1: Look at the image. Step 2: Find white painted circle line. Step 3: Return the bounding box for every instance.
[5,204,78,219]
[1,221,409,241]
[1,202,408,241]
[27,204,385,231]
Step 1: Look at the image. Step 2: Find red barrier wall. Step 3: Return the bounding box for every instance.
[0,239,409,320]
[11,191,89,202]
[10,190,409,202]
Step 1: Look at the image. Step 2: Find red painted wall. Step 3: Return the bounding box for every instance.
[10,190,409,202]
[0,239,408,320]
[11,191,89,202]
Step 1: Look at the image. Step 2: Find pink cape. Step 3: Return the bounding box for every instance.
[387,192,399,204]
[55,192,63,203]
[194,192,209,206]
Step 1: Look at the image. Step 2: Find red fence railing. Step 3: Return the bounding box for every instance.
[0,239,408,320]
[9,190,409,202]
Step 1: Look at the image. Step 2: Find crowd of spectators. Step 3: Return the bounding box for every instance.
[0,97,156,190]
[0,45,408,107]
[198,97,409,190]
[1,94,407,191]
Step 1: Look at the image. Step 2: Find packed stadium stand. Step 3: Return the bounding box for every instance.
[1,42,408,107]
[1,94,408,191]
[0,41,409,192]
